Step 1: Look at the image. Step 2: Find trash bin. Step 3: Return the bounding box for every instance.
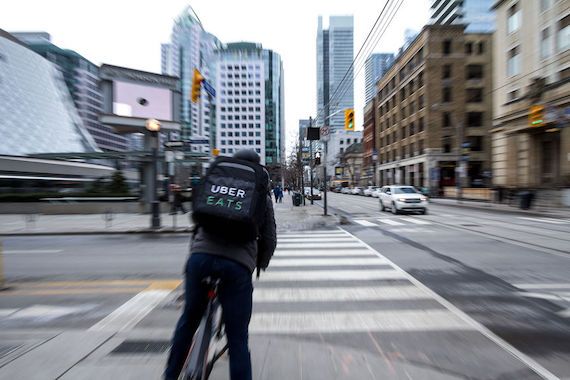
[292,192,302,206]
[519,191,534,210]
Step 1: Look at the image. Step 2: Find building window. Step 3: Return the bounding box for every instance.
[419,95,425,109]
[560,67,570,81]
[507,46,521,76]
[442,64,452,79]
[442,137,452,153]
[507,89,520,102]
[558,15,570,52]
[477,42,485,54]
[541,27,552,59]
[466,64,484,80]
[467,136,483,152]
[442,87,452,103]
[443,112,452,127]
[466,88,483,103]
[419,117,425,132]
[507,3,521,34]
[443,39,452,55]
[466,112,483,127]
[418,72,424,87]
[465,42,473,54]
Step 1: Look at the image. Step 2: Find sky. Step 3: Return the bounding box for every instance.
[0,0,429,152]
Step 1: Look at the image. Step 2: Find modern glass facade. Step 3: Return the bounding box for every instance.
[12,32,128,152]
[365,53,395,104]
[214,43,284,167]
[161,7,221,153]
[0,30,99,155]
[430,0,495,32]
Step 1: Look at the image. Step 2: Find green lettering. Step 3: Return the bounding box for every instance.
[226,199,235,208]
[235,201,242,210]
[215,198,225,207]
[207,196,215,205]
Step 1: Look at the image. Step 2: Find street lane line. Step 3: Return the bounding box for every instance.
[274,249,376,257]
[276,237,356,243]
[270,257,390,266]
[3,249,62,255]
[342,228,561,380]
[259,269,406,282]
[88,281,180,332]
[279,231,349,236]
[253,285,430,302]
[354,220,378,227]
[513,283,570,289]
[518,217,566,224]
[249,309,472,333]
[400,217,431,225]
[276,243,367,249]
[377,219,405,226]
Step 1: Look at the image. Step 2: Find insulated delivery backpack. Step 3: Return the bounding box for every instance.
[192,156,268,242]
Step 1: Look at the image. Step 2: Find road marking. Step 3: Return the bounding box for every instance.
[3,288,147,296]
[3,249,62,255]
[353,220,378,227]
[279,231,349,236]
[253,285,430,302]
[88,281,181,332]
[6,305,96,321]
[341,228,561,380]
[276,242,367,249]
[270,257,389,267]
[259,269,405,282]
[377,219,405,226]
[513,283,570,289]
[518,217,566,224]
[249,309,472,333]
[0,309,19,317]
[276,237,356,243]
[400,217,431,225]
[274,249,375,257]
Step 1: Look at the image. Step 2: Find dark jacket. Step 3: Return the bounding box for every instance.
[190,195,277,272]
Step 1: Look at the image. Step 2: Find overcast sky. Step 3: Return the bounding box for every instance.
[1,0,428,151]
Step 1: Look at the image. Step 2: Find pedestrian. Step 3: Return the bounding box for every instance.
[278,187,283,203]
[164,149,277,380]
[169,185,187,214]
[273,185,280,203]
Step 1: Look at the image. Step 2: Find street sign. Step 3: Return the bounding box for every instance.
[320,126,330,136]
[203,80,216,98]
[164,141,184,148]
[335,167,343,176]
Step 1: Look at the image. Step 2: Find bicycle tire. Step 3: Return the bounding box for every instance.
[181,308,213,380]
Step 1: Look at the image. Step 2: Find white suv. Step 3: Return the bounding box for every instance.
[379,185,428,215]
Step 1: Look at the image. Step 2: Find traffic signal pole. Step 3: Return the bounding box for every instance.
[309,117,314,205]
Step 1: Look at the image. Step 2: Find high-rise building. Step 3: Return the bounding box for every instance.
[317,15,356,176]
[12,32,128,152]
[365,53,395,104]
[491,0,569,193]
[0,30,99,155]
[430,0,495,32]
[214,42,285,169]
[161,6,222,153]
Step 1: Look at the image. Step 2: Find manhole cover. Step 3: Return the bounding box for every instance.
[110,340,170,355]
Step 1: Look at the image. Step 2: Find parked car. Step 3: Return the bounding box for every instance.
[371,188,382,198]
[363,186,379,197]
[341,187,352,194]
[379,185,428,214]
[304,187,322,200]
[351,187,364,195]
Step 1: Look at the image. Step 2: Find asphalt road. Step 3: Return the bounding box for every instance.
[1,198,569,379]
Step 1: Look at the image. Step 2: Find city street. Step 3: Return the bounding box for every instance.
[0,198,569,379]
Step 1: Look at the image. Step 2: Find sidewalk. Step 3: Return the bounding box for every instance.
[430,197,570,218]
[0,200,337,236]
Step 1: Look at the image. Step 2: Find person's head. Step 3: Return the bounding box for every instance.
[233,149,260,164]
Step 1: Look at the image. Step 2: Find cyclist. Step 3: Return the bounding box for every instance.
[165,149,277,380]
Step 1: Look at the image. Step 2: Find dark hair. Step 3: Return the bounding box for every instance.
[233,149,260,164]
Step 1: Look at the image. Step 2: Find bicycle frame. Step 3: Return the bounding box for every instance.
[180,278,228,380]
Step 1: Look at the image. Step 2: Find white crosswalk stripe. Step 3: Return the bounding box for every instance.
[518,217,567,224]
[250,229,475,333]
[353,219,377,227]
[400,217,432,225]
[377,219,405,226]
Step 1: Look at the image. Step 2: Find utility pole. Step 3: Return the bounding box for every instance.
[309,117,314,205]
[456,120,464,202]
[323,139,328,216]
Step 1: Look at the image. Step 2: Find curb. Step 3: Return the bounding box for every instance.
[430,199,568,218]
[0,228,192,237]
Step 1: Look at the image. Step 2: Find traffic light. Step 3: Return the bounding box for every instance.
[529,105,545,127]
[344,108,355,131]
[191,68,204,103]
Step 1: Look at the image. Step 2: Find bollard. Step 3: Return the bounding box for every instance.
[0,241,5,289]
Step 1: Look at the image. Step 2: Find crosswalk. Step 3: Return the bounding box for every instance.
[250,229,475,334]
[353,217,434,229]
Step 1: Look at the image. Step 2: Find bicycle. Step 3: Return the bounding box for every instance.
[179,277,229,380]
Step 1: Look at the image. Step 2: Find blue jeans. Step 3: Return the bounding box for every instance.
[164,253,253,380]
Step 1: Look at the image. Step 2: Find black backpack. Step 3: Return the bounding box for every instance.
[192,156,268,242]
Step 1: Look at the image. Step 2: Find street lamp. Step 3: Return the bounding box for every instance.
[146,118,161,229]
